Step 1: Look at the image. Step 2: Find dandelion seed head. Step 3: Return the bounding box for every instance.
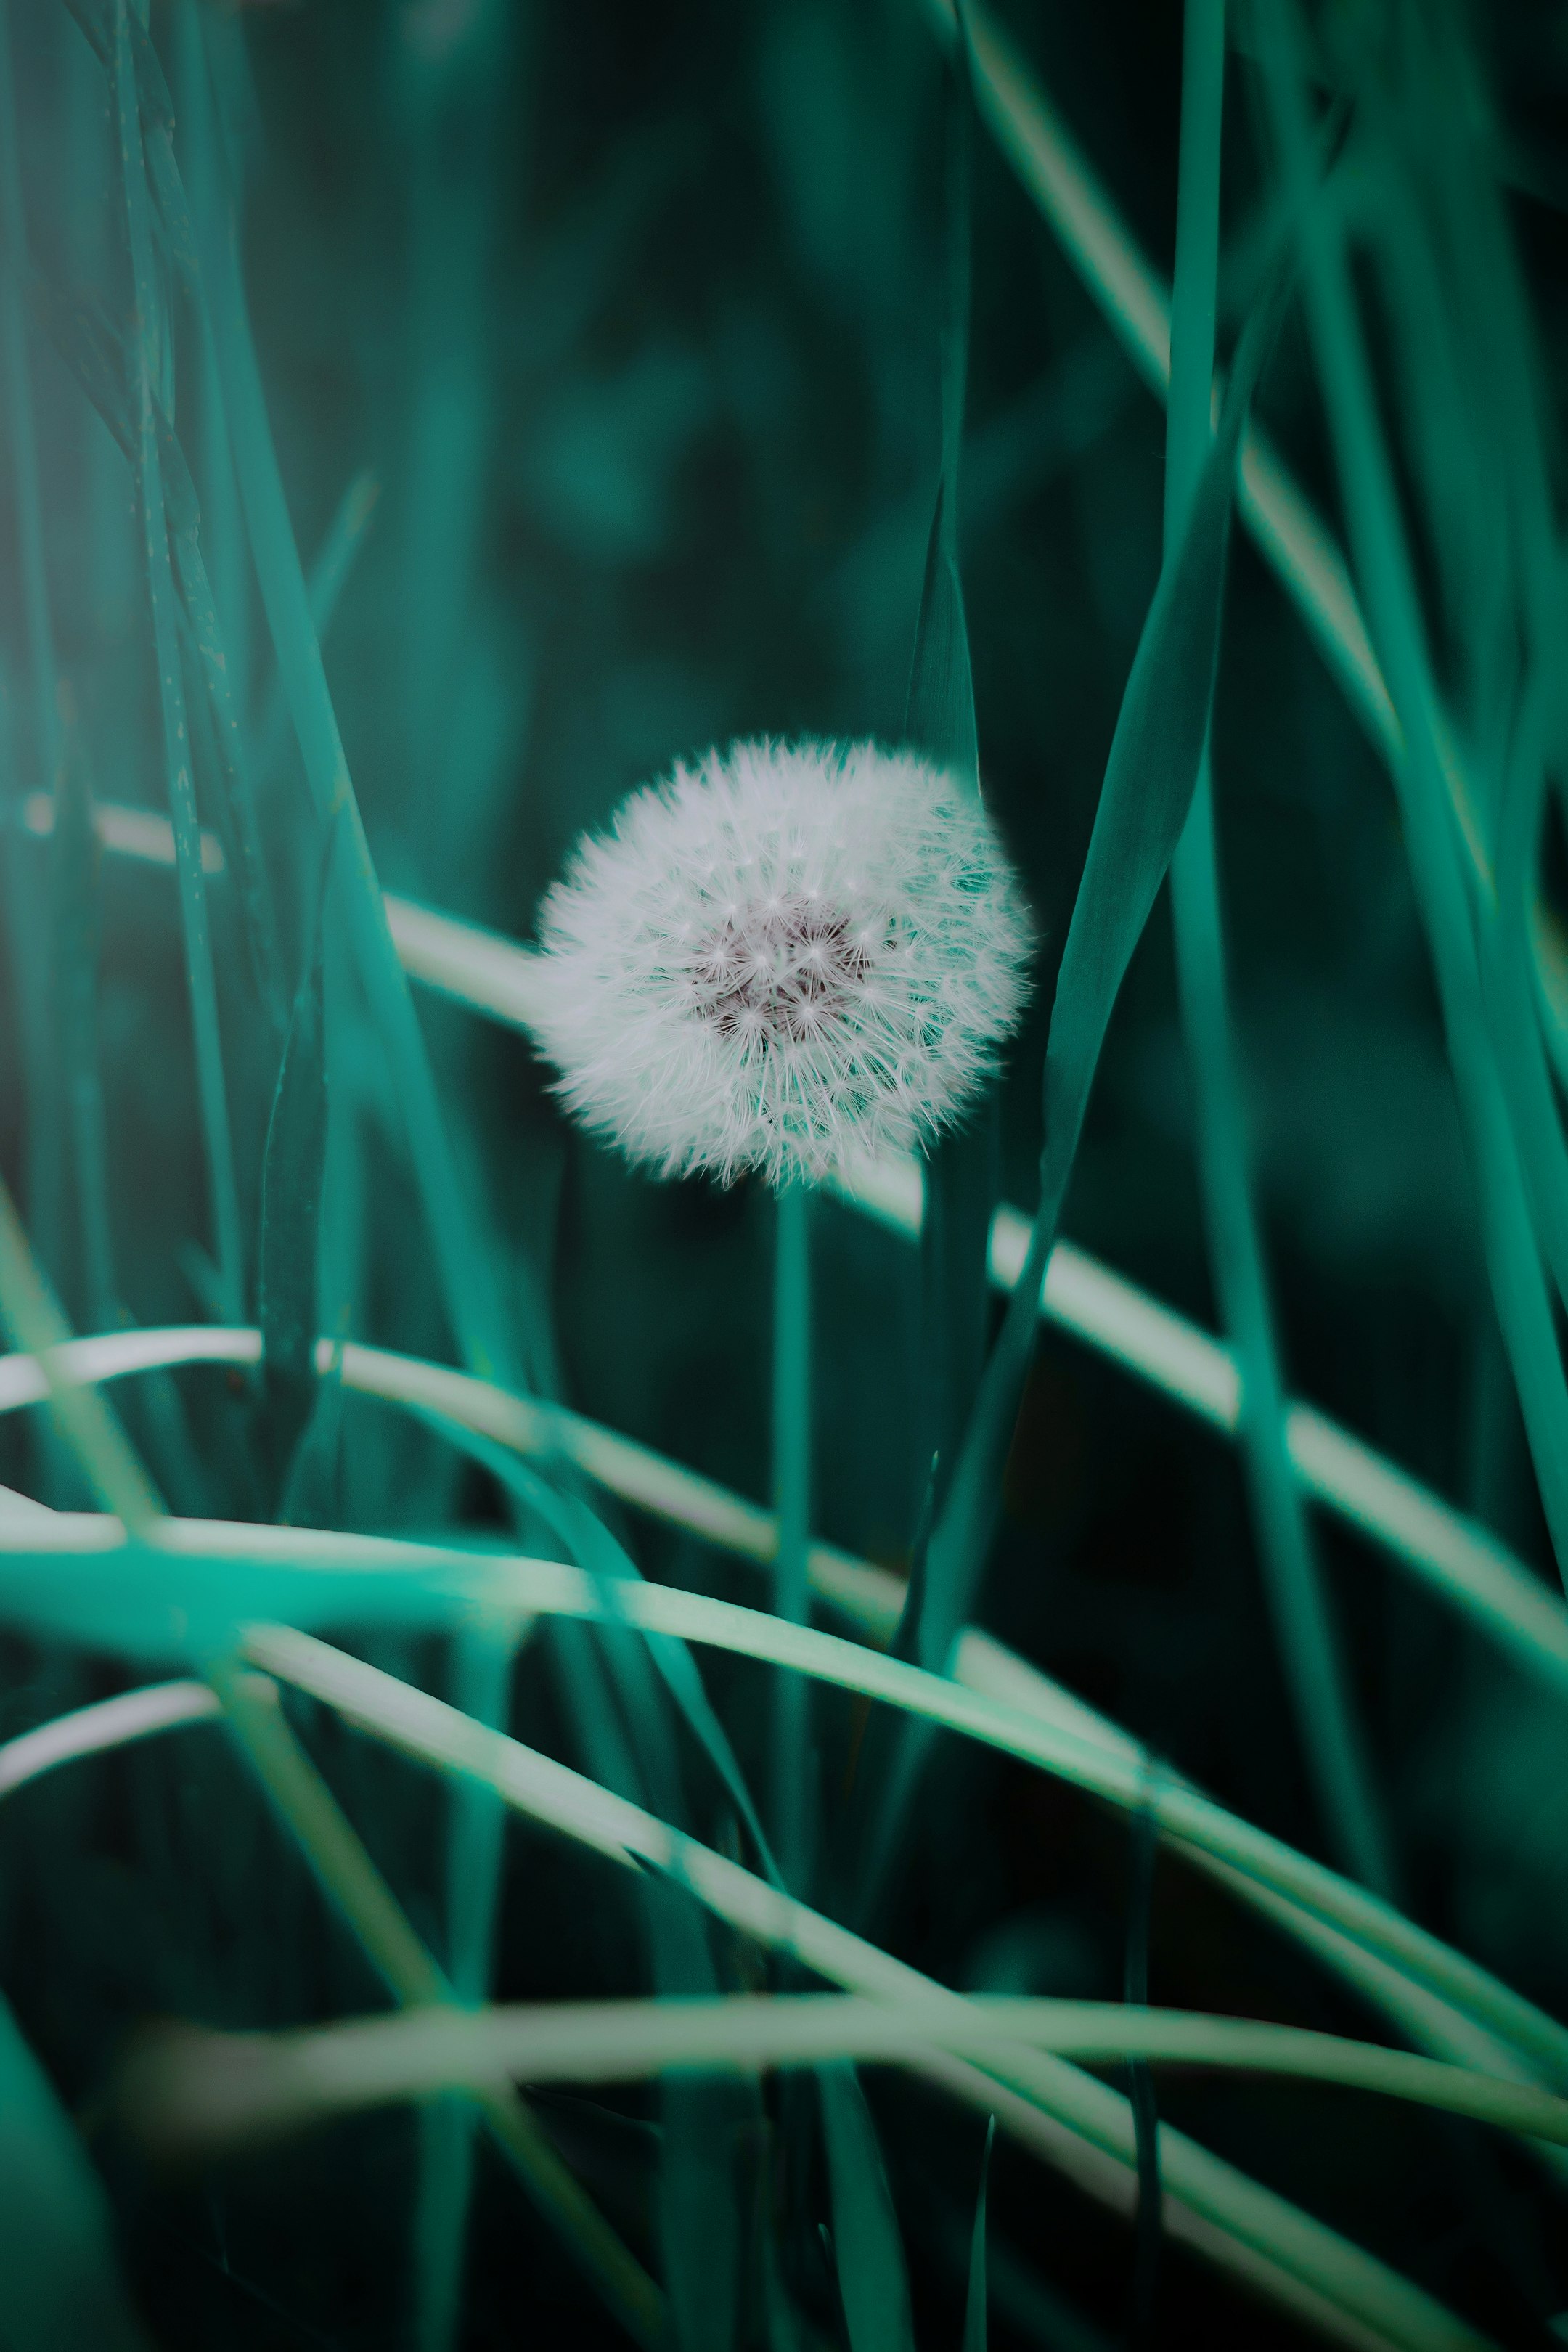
[530,737,1034,1186]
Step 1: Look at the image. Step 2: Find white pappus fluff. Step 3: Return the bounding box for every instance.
[530,738,1034,1188]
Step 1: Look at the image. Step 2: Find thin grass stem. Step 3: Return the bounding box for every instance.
[113,0,245,1328]
[1164,0,1391,1894]
[0,0,66,1291]
[772,1180,812,1887]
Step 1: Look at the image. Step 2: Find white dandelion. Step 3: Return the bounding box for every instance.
[529,737,1034,1188]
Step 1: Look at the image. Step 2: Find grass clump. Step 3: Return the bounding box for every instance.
[1,4,1568,2349]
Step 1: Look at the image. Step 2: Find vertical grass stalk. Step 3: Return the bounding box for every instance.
[114,0,245,1328]
[186,12,509,1387]
[772,1180,812,1889]
[1257,7,1568,1596]
[1165,0,1392,1892]
[0,0,65,1285]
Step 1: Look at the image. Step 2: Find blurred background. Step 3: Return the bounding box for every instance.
[3,1,1568,2345]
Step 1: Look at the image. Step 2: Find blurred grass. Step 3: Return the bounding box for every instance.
[1,3,1568,2349]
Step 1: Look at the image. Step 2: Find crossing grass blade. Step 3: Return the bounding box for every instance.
[874,266,1288,1886]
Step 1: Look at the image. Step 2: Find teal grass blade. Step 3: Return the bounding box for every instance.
[962,2116,995,2352]
[49,709,115,1334]
[110,0,245,1328]
[0,1985,154,2352]
[915,260,1283,1689]
[1255,3,1568,1596]
[895,0,995,1694]
[0,0,65,1294]
[256,850,330,1516]
[181,10,510,1387]
[1164,0,1392,1897]
[820,2063,917,2352]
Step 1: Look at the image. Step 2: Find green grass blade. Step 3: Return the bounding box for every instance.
[0,1983,154,2352]
[237,1629,1502,2352]
[820,2063,916,2352]
[256,866,329,1512]
[208,1658,665,2348]
[0,1184,159,1527]
[250,467,380,813]
[903,14,978,795]
[917,275,1278,1686]
[1164,0,1390,1898]
[113,0,244,1328]
[183,16,508,1384]
[49,716,117,1332]
[1255,6,1568,1595]
[117,1994,1568,2156]
[0,0,65,1289]
[67,835,1568,1703]
[407,1399,777,1881]
[963,2115,995,2352]
[1,1329,1562,2099]
[0,1505,1556,2100]
[897,8,997,1707]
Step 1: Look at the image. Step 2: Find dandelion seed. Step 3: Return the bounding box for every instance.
[530,738,1034,1186]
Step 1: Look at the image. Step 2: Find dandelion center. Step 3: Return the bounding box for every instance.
[687,892,875,1049]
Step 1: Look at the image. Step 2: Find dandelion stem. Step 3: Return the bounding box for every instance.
[772,1180,812,1888]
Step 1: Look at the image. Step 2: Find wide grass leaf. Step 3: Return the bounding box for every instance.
[0,1985,152,2351]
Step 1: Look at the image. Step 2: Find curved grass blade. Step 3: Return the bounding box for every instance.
[407,1399,778,1883]
[115,1993,1568,2168]
[52,825,1568,1704]
[0,1187,159,1528]
[0,1330,1561,2097]
[0,1508,1555,2102]
[237,1630,1503,2352]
